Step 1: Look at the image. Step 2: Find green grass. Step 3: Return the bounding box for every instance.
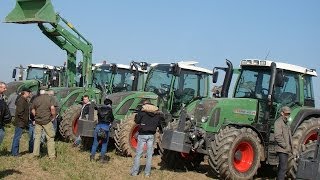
[0,124,212,180]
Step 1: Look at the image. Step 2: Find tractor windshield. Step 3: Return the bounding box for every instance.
[93,65,112,87]
[26,67,46,80]
[173,70,209,105]
[234,68,270,100]
[144,64,173,97]
[112,68,134,92]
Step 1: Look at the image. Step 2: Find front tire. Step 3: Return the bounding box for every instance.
[287,117,320,179]
[59,104,82,141]
[209,126,262,180]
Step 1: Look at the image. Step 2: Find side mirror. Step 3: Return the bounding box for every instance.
[275,69,284,87]
[12,69,17,78]
[212,70,219,83]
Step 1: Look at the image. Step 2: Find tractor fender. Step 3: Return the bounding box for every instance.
[220,123,266,161]
[291,108,320,133]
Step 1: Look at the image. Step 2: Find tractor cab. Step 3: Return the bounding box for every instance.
[144,61,212,116]
[92,62,147,94]
[236,59,317,122]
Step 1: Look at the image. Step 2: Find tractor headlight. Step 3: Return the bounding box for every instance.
[201,116,209,123]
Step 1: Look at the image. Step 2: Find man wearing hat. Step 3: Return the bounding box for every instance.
[11,87,31,156]
[274,106,293,180]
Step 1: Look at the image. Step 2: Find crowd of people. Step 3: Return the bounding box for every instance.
[0,81,164,177]
[0,80,294,178]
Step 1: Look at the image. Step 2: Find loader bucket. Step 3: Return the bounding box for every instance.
[5,0,56,24]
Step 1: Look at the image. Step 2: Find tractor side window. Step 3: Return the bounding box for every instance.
[234,70,258,98]
[303,75,314,106]
[274,72,298,105]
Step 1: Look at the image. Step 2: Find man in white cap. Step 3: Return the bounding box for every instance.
[274,106,293,180]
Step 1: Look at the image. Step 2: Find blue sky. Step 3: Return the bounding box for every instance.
[0,1,319,105]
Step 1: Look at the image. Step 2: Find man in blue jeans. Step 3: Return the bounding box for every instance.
[131,100,163,177]
[90,98,114,163]
[11,88,31,156]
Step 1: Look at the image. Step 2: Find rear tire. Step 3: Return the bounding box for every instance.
[59,104,82,142]
[117,113,138,157]
[209,126,262,180]
[287,117,320,179]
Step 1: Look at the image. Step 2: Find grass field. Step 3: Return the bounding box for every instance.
[0,124,213,180]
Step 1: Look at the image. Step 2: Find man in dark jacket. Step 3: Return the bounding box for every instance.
[131,100,163,177]
[11,87,31,156]
[274,106,293,180]
[0,98,11,146]
[90,98,114,163]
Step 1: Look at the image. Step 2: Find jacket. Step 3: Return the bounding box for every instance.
[97,104,114,124]
[274,116,293,154]
[0,99,11,127]
[14,96,30,128]
[134,104,163,135]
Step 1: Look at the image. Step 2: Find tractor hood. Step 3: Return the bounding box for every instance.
[192,98,259,132]
[107,91,136,108]
[5,80,40,96]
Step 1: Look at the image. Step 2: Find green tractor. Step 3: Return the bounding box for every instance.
[6,63,66,96]
[161,59,319,179]
[60,61,148,141]
[4,0,148,142]
[103,61,213,157]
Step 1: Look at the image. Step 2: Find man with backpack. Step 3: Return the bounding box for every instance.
[90,98,114,163]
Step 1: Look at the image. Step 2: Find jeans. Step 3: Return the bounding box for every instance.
[91,123,109,157]
[28,122,35,153]
[277,152,289,180]
[131,134,154,176]
[0,127,5,145]
[11,126,24,156]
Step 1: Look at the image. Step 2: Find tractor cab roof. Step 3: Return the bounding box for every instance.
[151,61,212,74]
[28,64,55,70]
[93,63,147,73]
[240,59,317,76]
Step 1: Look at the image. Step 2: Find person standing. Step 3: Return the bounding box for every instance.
[131,100,163,177]
[73,95,91,147]
[0,82,11,145]
[11,88,31,156]
[0,98,11,146]
[274,106,293,180]
[31,89,56,159]
[90,98,114,163]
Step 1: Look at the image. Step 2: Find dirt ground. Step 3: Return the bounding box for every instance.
[0,125,276,180]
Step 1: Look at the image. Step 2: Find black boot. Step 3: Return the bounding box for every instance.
[100,156,108,164]
[90,155,94,161]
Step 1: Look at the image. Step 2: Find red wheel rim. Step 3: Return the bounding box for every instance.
[233,141,254,173]
[130,125,146,151]
[72,115,80,135]
[180,152,189,159]
[304,131,318,144]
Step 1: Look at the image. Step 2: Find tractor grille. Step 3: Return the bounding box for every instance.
[194,99,218,123]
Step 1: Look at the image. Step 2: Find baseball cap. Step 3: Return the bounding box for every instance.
[20,87,31,93]
[281,106,291,114]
